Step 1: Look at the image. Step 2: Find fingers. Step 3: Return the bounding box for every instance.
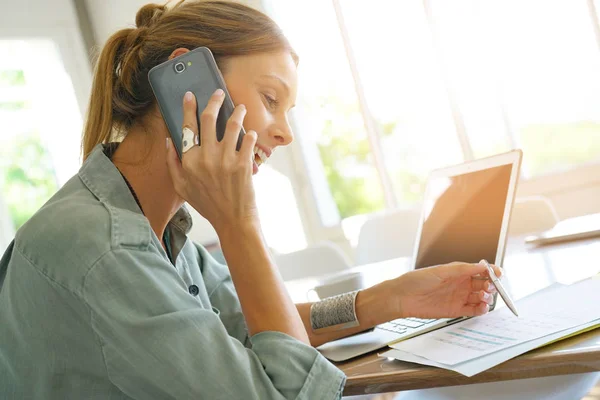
[471,278,498,293]
[445,261,503,282]
[454,261,503,279]
[460,302,490,317]
[198,89,225,149]
[467,290,495,305]
[221,104,246,157]
[439,262,487,279]
[239,130,257,169]
[182,91,199,146]
[477,261,503,279]
[462,288,497,317]
[493,265,503,278]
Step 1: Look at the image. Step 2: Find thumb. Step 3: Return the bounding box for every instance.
[440,262,487,279]
[165,137,185,192]
[461,262,488,277]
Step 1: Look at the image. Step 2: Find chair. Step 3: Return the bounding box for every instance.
[273,241,352,281]
[508,196,559,236]
[355,207,422,266]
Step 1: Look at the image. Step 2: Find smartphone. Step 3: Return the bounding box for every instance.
[148,47,245,158]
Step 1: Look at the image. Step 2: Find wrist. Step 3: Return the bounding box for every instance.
[357,279,402,326]
[388,275,409,319]
[214,217,261,241]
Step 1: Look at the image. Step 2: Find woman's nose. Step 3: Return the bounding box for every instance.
[271,121,294,146]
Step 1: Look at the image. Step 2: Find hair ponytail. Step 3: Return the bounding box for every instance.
[82,1,297,160]
[82,29,130,159]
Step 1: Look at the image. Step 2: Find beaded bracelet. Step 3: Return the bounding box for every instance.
[310,290,360,333]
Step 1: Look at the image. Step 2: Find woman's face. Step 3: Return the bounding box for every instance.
[221,51,298,173]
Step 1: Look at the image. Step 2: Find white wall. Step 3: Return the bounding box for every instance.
[517,163,600,220]
[84,0,264,45]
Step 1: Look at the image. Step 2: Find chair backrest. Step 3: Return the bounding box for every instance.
[274,241,352,281]
[508,196,559,236]
[355,207,422,266]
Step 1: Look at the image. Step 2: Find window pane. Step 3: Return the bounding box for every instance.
[0,40,81,242]
[429,0,513,159]
[0,131,58,230]
[491,0,600,177]
[339,0,464,206]
[253,165,307,253]
[0,65,59,232]
[265,0,386,221]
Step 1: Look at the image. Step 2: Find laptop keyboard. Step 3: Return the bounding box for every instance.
[378,317,437,335]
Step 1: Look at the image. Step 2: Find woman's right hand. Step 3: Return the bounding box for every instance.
[166,89,259,233]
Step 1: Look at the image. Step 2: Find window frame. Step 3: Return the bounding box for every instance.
[280,0,600,246]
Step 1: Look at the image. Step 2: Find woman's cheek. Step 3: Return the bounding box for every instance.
[244,105,270,134]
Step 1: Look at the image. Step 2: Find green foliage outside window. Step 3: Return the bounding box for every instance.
[315,96,385,219]
[317,110,600,220]
[0,69,58,231]
[0,70,25,86]
[0,70,28,111]
[0,132,58,230]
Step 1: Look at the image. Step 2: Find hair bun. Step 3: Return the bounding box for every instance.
[135,3,166,28]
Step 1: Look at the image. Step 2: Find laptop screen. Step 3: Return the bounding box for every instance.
[414,164,513,270]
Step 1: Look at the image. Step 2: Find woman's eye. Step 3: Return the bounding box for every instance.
[263,94,279,109]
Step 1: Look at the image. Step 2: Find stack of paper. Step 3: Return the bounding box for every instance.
[381,278,600,377]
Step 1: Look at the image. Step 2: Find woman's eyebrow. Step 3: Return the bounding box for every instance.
[259,74,290,96]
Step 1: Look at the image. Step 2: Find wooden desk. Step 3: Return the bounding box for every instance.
[339,326,600,396]
[287,237,600,396]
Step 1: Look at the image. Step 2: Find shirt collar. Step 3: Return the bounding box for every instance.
[78,144,193,235]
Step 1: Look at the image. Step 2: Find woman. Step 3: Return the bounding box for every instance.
[0,1,500,399]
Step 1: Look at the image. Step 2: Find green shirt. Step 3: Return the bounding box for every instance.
[0,144,345,399]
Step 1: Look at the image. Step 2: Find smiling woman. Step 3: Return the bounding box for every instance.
[217,52,298,170]
[0,1,505,399]
[0,1,346,399]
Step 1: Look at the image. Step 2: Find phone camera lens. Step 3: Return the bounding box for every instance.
[174,62,186,73]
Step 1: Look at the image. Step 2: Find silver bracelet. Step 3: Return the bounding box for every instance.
[310,290,360,333]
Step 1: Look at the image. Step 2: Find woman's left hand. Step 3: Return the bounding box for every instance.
[392,262,502,319]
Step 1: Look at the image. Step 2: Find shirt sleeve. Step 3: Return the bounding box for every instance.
[194,243,251,347]
[83,249,346,400]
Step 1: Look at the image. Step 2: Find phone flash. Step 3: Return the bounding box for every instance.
[187,61,192,66]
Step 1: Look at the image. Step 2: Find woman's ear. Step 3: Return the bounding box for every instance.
[169,48,190,60]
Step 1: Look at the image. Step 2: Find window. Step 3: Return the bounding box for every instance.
[0,40,82,251]
[265,0,386,224]
[265,0,600,230]
[430,0,600,177]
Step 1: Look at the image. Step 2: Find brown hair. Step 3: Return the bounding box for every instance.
[82,0,297,159]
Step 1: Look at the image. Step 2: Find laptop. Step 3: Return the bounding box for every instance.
[318,150,523,362]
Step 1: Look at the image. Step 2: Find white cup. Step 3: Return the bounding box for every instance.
[307,272,365,301]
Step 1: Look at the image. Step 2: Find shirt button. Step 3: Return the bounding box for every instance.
[188,284,199,296]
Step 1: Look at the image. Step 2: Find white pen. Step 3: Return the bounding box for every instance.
[480,259,519,317]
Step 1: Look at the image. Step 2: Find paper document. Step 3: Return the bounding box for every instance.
[382,317,600,376]
[390,279,600,366]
